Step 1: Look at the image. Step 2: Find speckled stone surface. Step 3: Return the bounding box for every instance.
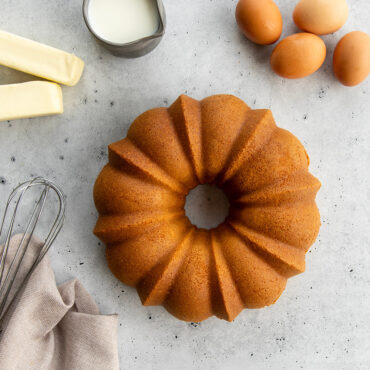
[0,0,370,369]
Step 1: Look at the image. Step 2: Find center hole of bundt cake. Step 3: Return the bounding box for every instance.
[185,184,230,230]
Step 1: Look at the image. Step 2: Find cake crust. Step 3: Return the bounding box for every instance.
[93,94,321,322]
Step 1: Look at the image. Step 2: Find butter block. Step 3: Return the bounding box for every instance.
[0,30,84,86]
[0,81,63,122]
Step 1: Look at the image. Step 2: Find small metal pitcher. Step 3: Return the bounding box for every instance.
[83,0,166,58]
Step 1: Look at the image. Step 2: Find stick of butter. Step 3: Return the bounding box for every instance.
[0,30,84,86]
[0,81,63,122]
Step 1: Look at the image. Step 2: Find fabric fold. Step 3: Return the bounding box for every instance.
[0,235,119,370]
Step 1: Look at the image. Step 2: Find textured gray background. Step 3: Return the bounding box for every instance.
[0,0,370,369]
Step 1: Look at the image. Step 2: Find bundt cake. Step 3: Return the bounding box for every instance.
[93,94,321,322]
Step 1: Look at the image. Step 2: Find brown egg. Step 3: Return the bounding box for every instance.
[293,0,348,35]
[333,31,370,87]
[270,33,326,79]
[235,0,282,45]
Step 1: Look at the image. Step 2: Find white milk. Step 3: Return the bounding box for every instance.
[88,0,160,44]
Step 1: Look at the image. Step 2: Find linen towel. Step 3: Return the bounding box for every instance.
[0,235,119,370]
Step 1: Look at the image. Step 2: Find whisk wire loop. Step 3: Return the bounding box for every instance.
[0,177,65,325]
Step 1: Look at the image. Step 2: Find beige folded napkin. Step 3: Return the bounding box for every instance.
[0,235,119,370]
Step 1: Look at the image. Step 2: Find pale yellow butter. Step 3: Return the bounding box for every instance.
[0,30,84,86]
[0,81,63,122]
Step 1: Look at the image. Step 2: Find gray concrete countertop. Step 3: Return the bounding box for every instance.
[0,0,369,369]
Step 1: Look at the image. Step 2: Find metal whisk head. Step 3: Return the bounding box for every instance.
[0,177,65,326]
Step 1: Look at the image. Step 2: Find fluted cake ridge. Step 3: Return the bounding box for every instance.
[93,94,321,322]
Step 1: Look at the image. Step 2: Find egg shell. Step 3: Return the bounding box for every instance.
[293,0,348,35]
[333,31,370,87]
[270,33,326,79]
[235,0,283,45]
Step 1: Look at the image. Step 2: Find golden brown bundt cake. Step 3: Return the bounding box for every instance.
[93,94,321,322]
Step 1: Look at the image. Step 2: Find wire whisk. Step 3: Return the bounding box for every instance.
[0,177,65,328]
